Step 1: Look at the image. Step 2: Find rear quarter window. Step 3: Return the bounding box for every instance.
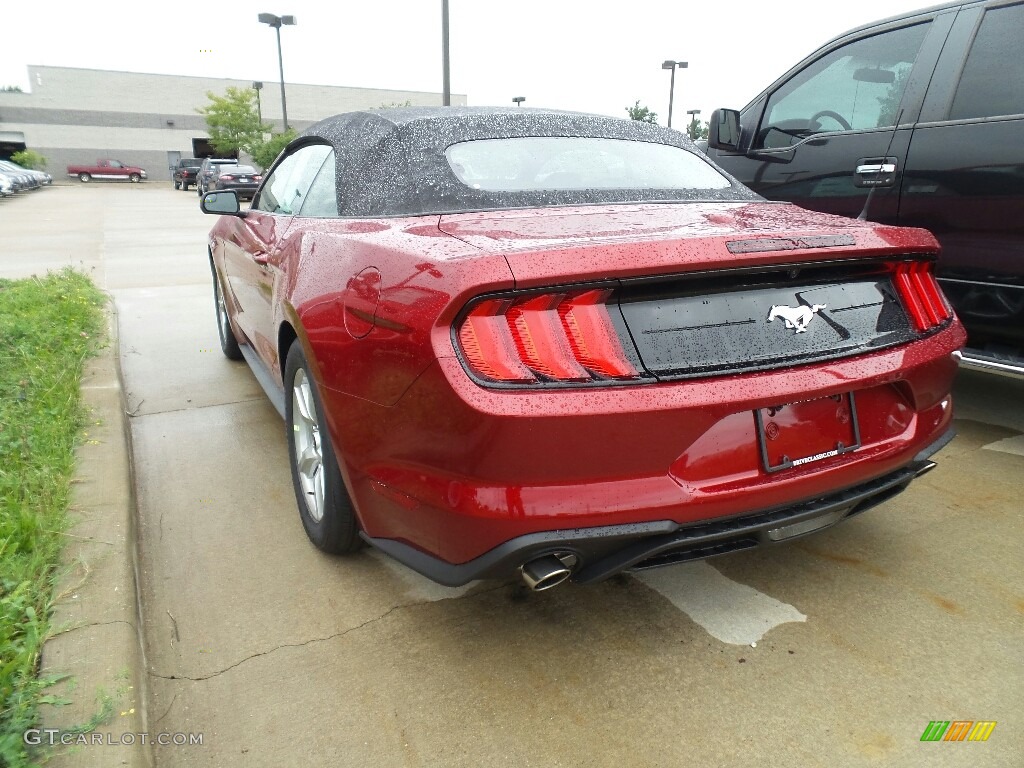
[949,2,1024,120]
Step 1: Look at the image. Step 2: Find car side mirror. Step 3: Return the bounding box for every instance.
[201,190,243,216]
[708,109,741,152]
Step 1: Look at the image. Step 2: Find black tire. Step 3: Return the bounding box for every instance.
[182,181,189,191]
[79,173,91,183]
[284,342,361,554]
[211,264,243,360]
[173,180,181,190]
[129,173,141,183]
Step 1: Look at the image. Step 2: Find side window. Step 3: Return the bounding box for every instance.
[254,144,332,215]
[298,150,338,217]
[949,3,1024,120]
[757,23,929,148]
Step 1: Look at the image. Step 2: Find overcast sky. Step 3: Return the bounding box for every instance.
[2,0,941,125]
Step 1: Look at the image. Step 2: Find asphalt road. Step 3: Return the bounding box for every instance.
[3,186,1021,767]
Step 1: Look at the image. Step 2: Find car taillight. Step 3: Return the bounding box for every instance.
[254,175,262,181]
[892,261,953,332]
[457,290,640,384]
[219,174,234,180]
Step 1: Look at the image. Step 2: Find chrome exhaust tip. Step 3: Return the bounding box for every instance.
[520,554,574,591]
[915,460,938,478]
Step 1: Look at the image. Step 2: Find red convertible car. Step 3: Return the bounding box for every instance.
[201,107,964,591]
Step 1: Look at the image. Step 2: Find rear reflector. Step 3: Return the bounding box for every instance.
[457,290,639,384]
[892,261,952,332]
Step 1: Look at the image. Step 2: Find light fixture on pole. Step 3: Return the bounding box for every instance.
[252,81,264,125]
[661,60,688,129]
[258,13,297,131]
[686,108,701,139]
[512,96,525,107]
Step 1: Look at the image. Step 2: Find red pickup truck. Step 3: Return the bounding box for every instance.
[67,159,148,183]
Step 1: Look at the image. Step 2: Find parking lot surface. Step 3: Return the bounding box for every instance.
[2,186,1020,767]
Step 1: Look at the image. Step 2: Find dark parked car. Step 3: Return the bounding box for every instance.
[173,158,202,191]
[704,0,1024,377]
[208,164,261,200]
[196,157,237,196]
[201,107,963,591]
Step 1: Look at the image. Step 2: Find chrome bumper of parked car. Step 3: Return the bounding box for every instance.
[955,349,1024,380]
[361,429,955,588]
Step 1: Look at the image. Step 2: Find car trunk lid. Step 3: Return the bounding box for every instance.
[440,202,944,381]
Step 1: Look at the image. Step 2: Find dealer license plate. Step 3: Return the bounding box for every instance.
[754,392,861,473]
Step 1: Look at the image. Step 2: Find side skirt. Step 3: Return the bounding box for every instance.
[239,343,286,419]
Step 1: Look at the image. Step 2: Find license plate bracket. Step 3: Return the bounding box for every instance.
[754,392,861,474]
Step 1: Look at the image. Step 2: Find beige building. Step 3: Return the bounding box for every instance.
[0,65,466,181]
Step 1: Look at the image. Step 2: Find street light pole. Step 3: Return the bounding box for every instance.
[661,59,688,129]
[442,0,451,106]
[252,81,263,125]
[686,108,701,140]
[258,13,297,131]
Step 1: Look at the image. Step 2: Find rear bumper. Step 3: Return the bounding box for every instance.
[362,428,953,586]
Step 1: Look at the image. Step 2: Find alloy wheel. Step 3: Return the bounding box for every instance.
[291,369,325,523]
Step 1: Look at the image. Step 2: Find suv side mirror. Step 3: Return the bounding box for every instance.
[708,109,742,152]
[201,190,243,216]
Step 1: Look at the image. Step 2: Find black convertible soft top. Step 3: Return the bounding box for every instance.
[297,106,758,217]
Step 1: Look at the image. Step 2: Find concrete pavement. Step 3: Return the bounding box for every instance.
[2,185,1021,767]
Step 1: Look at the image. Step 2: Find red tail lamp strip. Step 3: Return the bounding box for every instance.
[506,294,591,381]
[893,262,952,332]
[458,299,537,382]
[558,289,639,378]
[458,290,640,384]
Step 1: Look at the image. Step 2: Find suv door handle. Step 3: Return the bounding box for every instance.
[854,156,898,188]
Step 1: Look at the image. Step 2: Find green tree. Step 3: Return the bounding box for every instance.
[197,87,267,156]
[11,149,47,169]
[250,130,297,171]
[626,100,658,124]
[686,119,709,141]
[379,100,412,108]
[0,85,23,93]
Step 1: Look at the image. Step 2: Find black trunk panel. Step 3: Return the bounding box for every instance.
[617,266,915,379]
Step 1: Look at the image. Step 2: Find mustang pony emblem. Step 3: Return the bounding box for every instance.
[767,303,826,333]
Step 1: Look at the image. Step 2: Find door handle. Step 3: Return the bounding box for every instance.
[853,156,898,188]
[253,252,270,265]
[855,163,896,175]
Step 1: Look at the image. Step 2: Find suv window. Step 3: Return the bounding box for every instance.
[757,23,929,148]
[949,3,1024,120]
[255,144,332,215]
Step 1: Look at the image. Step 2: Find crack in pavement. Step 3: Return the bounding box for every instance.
[50,619,136,639]
[147,585,506,683]
[127,397,266,419]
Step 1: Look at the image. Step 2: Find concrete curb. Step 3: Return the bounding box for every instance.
[37,299,152,768]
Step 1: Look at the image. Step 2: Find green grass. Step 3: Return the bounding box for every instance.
[0,269,105,766]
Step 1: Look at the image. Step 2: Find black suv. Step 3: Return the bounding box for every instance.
[705,0,1024,377]
[197,158,238,197]
[173,158,202,191]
